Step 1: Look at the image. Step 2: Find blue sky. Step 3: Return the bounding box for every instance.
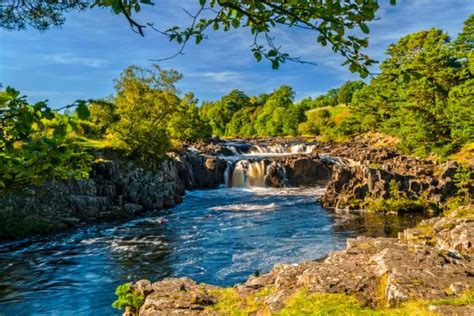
[0,0,472,108]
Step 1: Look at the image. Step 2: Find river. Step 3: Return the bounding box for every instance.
[0,185,425,315]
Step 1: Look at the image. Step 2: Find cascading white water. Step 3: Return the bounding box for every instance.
[246,143,316,156]
[247,160,266,187]
[231,161,247,187]
[224,160,268,188]
[222,142,320,188]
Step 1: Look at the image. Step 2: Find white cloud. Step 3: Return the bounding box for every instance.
[187,71,244,83]
[46,53,108,68]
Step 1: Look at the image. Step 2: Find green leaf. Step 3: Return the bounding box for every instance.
[268,49,278,57]
[271,60,279,69]
[253,51,262,62]
[360,23,369,34]
[76,103,90,120]
[349,63,358,73]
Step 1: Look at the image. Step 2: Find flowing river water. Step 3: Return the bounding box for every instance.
[0,144,426,315]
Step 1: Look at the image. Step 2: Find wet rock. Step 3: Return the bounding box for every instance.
[139,278,218,315]
[284,157,333,187]
[124,203,143,214]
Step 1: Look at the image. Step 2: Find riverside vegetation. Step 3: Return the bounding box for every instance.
[0,5,473,316]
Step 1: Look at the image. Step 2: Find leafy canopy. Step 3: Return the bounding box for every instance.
[0,0,396,75]
[0,87,92,194]
[94,65,211,159]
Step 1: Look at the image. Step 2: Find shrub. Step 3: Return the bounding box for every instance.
[112,283,144,315]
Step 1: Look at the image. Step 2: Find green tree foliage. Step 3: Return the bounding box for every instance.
[0,0,88,31]
[98,65,211,159]
[254,85,299,136]
[348,25,473,157]
[447,79,474,145]
[0,87,92,194]
[454,14,474,55]
[226,106,258,137]
[112,283,144,315]
[298,109,332,136]
[81,100,118,138]
[167,93,212,142]
[200,90,251,136]
[0,0,392,74]
[337,80,366,105]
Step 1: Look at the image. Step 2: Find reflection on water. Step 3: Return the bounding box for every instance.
[0,187,426,315]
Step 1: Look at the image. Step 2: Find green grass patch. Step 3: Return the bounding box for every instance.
[276,289,440,316]
[449,142,474,167]
[430,288,474,306]
[206,287,274,315]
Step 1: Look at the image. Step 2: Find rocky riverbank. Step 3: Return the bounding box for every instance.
[2,135,472,241]
[106,135,473,315]
[124,206,473,315]
[0,152,226,240]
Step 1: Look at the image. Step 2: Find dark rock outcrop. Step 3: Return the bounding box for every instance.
[0,152,226,240]
[321,161,472,210]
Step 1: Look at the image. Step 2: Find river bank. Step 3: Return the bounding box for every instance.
[1,135,472,314]
[1,135,471,240]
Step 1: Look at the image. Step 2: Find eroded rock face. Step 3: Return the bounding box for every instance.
[400,208,474,257]
[320,160,472,210]
[129,215,474,315]
[139,278,218,316]
[262,155,333,188]
[0,152,227,240]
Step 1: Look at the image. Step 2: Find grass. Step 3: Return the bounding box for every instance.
[206,287,274,315]
[307,104,349,119]
[275,288,473,316]
[449,142,474,166]
[203,286,474,315]
[79,137,115,149]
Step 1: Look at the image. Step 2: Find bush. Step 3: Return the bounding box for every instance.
[112,283,144,315]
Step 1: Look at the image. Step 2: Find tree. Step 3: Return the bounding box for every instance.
[447,79,474,145]
[0,0,394,75]
[298,109,332,136]
[167,93,212,142]
[199,89,251,136]
[348,25,472,157]
[337,80,366,105]
[108,65,182,159]
[254,85,295,136]
[0,87,92,194]
[454,14,474,55]
[226,106,257,137]
[0,0,88,31]
[82,100,118,138]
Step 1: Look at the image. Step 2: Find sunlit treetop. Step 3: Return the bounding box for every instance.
[0,0,397,77]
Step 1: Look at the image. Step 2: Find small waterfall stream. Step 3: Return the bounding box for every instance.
[225,160,269,188]
[222,142,316,188]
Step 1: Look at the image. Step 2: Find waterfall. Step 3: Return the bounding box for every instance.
[224,160,270,188]
[230,161,246,187]
[221,142,319,188]
[226,146,240,155]
[245,143,316,155]
[247,160,266,187]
